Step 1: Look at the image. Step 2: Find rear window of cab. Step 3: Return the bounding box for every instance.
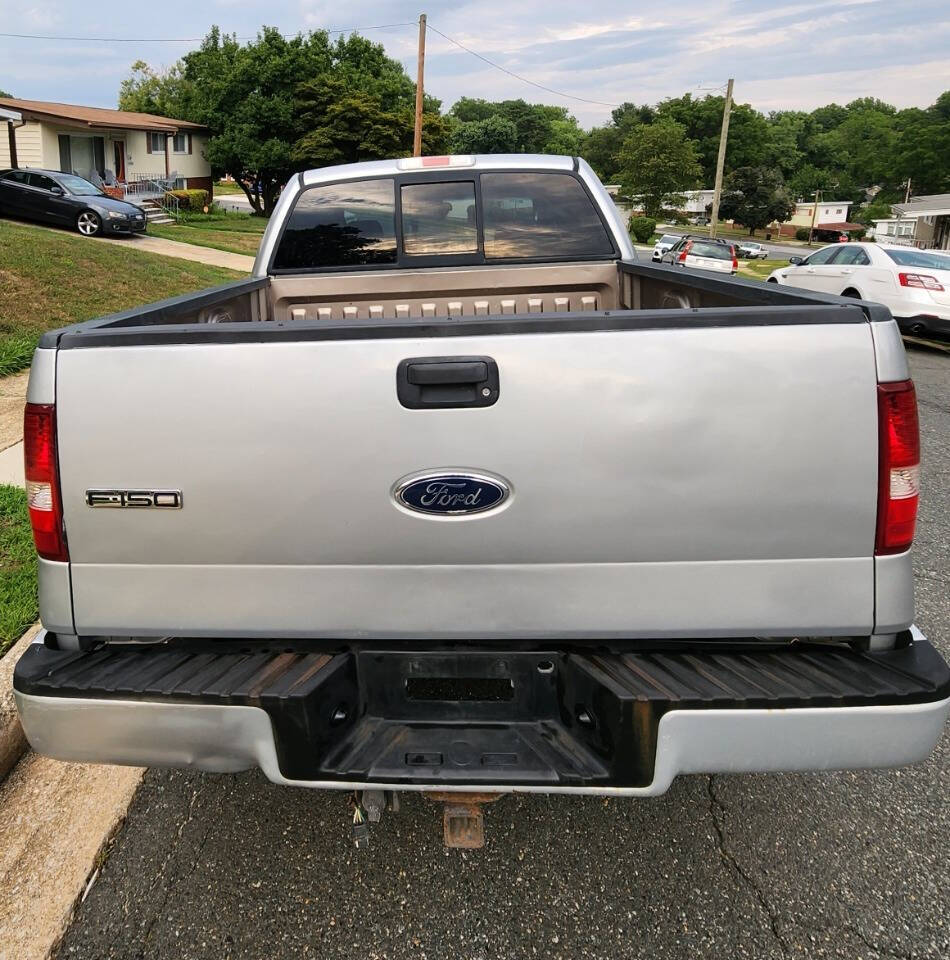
[271,172,614,271]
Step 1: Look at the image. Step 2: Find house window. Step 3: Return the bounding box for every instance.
[172,133,190,154]
[836,207,843,214]
[148,132,165,153]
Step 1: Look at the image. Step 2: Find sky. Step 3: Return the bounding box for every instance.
[0,0,949,127]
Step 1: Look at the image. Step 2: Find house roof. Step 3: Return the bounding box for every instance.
[894,194,950,217]
[0,98,205,133]
[0,105,22,122]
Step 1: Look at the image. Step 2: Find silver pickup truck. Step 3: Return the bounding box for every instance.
[14,155,950,816]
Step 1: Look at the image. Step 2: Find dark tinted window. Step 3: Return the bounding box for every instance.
[28,173,57,191]
[401,181,477,255]
[884,247,950,270]
[481,173,613,259]
[273,179,397,270]
[1,170,30,184]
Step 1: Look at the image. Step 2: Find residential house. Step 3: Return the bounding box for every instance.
[0,97,212,199]
[871,195,950,250]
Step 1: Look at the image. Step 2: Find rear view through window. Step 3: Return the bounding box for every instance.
[481,173,613,259]
[272,170,615,270]
[272,179,397,270]
[401,181,477,255]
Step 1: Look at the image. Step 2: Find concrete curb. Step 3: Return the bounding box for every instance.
[0,624,40,781]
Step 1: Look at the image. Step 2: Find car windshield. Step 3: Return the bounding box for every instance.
[884,248,950,271]
[659,235,678,244]
[57,174,102,196]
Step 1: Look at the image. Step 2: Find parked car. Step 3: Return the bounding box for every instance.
[688,215,710,226]
[660,235,738,274]
[767,242,950,338]
[736,241,769,259]
[652,233,681,260]
[14,155,948,845]
[0,168,146,237]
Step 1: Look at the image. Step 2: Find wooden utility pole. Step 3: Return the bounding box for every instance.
[413,13,427,157]
[708,78,734,239]
[808,189,821,246]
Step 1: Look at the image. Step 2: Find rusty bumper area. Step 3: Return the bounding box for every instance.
[15,636,950,791]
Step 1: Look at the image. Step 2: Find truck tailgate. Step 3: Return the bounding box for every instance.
[55,318,879,639]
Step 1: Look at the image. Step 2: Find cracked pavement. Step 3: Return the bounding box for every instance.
[56,350,950,960]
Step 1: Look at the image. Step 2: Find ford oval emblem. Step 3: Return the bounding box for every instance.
[394,471,510,517]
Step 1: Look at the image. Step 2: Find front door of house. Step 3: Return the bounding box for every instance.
[113,141,126,181]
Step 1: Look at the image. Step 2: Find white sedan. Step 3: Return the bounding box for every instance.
[767,242,950,338]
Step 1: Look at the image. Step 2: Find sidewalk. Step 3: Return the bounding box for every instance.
[97,233,255,272]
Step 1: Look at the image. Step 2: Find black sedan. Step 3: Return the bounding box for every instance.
[0,168,146,237]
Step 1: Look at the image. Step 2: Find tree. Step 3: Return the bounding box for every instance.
[616,120,701,218]
[718,166,795,236]
[118,60,187,116]
[450,115,518,154]
[0,89,13,99]
[580,125,624,182]
[580,102,655,182]
[447,98,584,154]
[293,73,447,168]
[654,94,769,185]
[167,27,440,216]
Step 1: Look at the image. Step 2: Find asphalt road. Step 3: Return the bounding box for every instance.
[57,348,950,960]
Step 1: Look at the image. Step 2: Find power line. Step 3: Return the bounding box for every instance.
[1,18,624,110]
[425,22,620,108]
[0,23,415,43]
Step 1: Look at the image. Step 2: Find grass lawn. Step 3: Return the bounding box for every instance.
[0,485,36,655]
[737,258,786,281]
[148,211,268,257]
[213,179,246,195]
[0,218,244,377]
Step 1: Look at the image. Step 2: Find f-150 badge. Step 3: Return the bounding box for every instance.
[85,490,182,508]
[393,472,509,517]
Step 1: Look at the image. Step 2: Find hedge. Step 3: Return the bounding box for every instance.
[629,216,658,244]
[164,189,210,211]
[794,227,811,241]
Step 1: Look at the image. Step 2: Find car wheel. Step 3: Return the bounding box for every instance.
[76,210,101,237]
[908,321,928,337]
[841,288,861,299]
[767,277,778,284]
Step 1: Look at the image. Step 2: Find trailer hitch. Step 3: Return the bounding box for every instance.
[424,792,503,849]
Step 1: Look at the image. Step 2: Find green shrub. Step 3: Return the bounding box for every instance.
[164,189,210,211]
[794,227,810,241]
[629,216,658,244]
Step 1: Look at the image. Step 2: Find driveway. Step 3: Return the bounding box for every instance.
[55,349,950,960]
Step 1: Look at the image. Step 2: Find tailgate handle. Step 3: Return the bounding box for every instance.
[397,356,499,409]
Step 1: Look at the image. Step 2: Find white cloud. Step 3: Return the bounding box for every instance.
[0,0,946,125]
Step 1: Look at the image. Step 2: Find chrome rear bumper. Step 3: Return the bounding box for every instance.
[14,629,950,796]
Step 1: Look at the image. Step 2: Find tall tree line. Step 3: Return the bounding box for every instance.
[116,27,950,216]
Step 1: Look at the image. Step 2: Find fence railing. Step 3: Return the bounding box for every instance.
[122,177,183,221]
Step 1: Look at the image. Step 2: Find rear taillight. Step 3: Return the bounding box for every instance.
[898,272,944,291]
[23,403,68,562]
[875,381,920,555]
[678,241,692,262]
[731,246,738,271]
